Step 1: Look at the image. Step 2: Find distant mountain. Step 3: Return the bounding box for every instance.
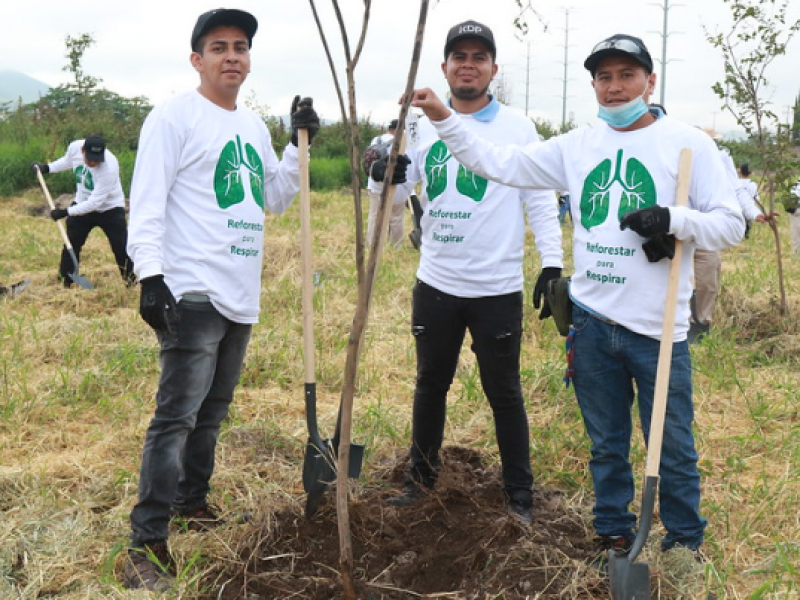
[0,70,51,105]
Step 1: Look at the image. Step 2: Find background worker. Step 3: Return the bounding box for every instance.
[384,20,563,526]
[789,177,800,254]
[366,119,410,247]
[689,135,771,342]
[122,7,318,591]
[31,135,135,287]
[409,33,744,564]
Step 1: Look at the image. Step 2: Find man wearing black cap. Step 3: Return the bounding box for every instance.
[383,20,563,526]
[31,135,135,287]
[366,118,410,246]
[123,7,319,591]
[409,33,745,566]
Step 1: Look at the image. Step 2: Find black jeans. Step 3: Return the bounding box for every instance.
[408,280,533,503]
[59,207,135,285]
[130,297,251,547]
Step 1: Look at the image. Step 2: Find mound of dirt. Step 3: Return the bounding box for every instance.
[204,447,608,599]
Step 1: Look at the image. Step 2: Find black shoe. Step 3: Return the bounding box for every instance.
[590,535,633,574]
[123,541,175,591]
[172,504,226,532]
[506,499,533,525]
[386,483,428,507]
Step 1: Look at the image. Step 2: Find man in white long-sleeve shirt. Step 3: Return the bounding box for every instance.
[31,135,135,287]
[409,33,744,567]
[122,8,319,591]
[383,20,563,526]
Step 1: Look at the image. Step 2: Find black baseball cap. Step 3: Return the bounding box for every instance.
[584,34,653,76]
[444,20,496,60]
[191,8,258,51]
[388,119,399,130]
[82,135,106,163]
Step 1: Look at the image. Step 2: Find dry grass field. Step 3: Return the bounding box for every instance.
[0,187,798,599]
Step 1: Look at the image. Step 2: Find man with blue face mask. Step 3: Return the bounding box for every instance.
[404,33,745,569]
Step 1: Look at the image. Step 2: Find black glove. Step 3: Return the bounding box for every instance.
[371,154,410,184]
[642,233,676,262]
[139,275,178,335]
[31,161,49,175]
[533,267,562,319]
[290,95,320,146]
[620,205,671,237]
[50,208,69,220]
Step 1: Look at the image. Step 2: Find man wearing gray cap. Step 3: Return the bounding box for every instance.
[408,33,745,566]
[123,7,319,591]
[31,134,135,287]
[383,20,563,526]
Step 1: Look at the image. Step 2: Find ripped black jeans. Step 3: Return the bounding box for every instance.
[408,280,533,504]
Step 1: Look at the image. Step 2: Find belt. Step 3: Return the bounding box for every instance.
[182,293,210,302]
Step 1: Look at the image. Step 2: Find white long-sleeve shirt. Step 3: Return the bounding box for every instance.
[401,98,562,298]
[47,139,126,216]
[718,148,761,221]
[431,112,745,340]
[127,90,300,323]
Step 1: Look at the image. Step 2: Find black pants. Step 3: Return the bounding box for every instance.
[408,280,533,502]
[59,207,135,285]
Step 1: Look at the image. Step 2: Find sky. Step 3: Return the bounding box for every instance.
[2,0,799,136]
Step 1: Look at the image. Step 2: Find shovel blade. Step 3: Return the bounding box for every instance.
[609,551,651,600]
[347,443,365,478]
[69,272,94,290]
[302,438,365,519]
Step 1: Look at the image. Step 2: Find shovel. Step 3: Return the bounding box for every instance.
[34,167,93,290]
[297,128,363,519]
[609,148,692,600]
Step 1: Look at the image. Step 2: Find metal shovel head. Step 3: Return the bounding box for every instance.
[69,271,94,290]
[302,436,365,518]
[609,550,651,600]
[303,436,335,518]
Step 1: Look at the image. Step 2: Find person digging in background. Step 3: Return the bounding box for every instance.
[408,33,744,567]
[31,135,135,287]
[382,20,563,526]
[688,130,771,343]
[366,119,411,247]
[122,7,319,592]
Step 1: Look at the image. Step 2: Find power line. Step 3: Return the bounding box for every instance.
[650,0,683,106]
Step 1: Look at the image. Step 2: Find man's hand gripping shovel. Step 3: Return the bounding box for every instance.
[609,148,692,600]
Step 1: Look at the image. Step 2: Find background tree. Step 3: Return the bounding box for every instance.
[706,0,800,315]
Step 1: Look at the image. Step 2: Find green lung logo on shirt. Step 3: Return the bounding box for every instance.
[74,165,94,191]
[580,149,656,230]
[214,135,265,210]
[425,140,487,202]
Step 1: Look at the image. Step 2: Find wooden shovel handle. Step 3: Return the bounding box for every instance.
[35,167,74,251]
[298,129,315,384]
[645,148,692,478]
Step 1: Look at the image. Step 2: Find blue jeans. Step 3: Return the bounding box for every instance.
[130,296,251,547]
[571,304,707,550]
[408,280,532,504]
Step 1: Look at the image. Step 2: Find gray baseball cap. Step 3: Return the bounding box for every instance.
[584,34,653,76]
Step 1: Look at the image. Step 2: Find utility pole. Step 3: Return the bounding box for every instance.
[525,42,531,117]
[650,0,683,106]
[561,8,571,129]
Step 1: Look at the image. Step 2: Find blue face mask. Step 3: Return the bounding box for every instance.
[597,94,649,129]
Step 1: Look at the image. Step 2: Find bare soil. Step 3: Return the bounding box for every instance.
[204,447,607,600]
